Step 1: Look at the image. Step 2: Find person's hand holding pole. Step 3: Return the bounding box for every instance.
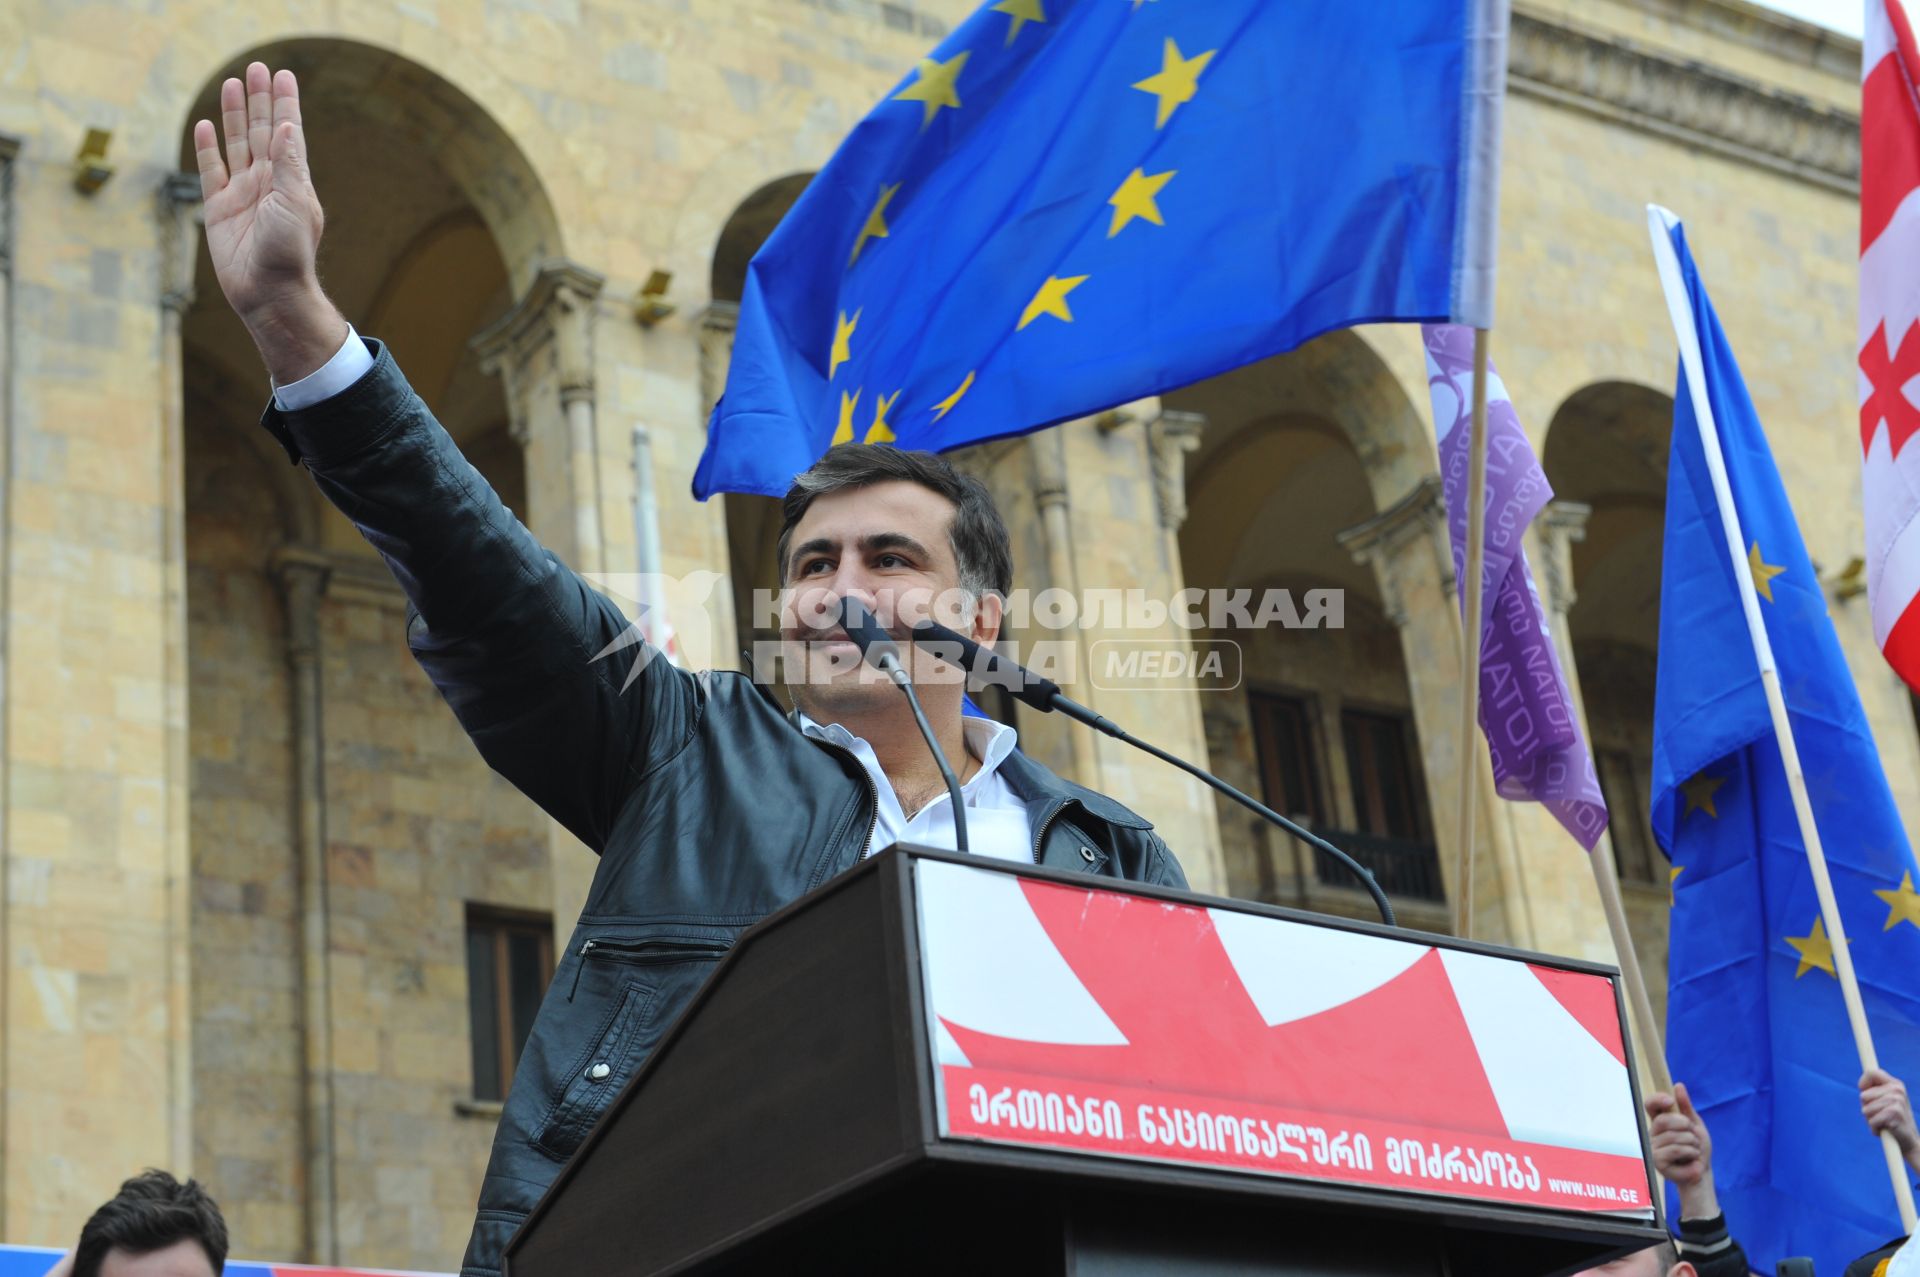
[1862,1068,1920,1178]
[1647,1082,1721,1221]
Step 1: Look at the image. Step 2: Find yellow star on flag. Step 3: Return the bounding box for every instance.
[1785,916,1837,979]
[1132,38,1216,128]
[992,0,1045,44]
[850,184,900,267]
[1876,871,1920,932]
[1107,167,1175,237]
[1018,274,1089,330]
[1669,864,1684,907]
[1749,541,1786,602]
[829,309,860,380]
[1681,771,1727,820]
[866,390,901,444]
[933,370,975,421]
[894,51,970,127]
[833,388,862,445]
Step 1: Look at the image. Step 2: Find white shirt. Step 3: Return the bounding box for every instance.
[274,325,374,410]
[799,713,1035,862]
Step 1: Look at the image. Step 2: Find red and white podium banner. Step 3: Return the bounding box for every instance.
[914,860,1654,1218]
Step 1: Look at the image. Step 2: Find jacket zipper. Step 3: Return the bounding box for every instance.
[1031,803,1069,865]
[809,737,880,862]
[568,936,731,1001]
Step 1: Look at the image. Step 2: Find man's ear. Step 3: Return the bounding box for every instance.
[971,589,1004,649]
[1668,1261,1698,1277]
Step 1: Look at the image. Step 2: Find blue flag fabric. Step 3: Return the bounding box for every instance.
[694,0,1507,498]
[1653,216,1920,1273]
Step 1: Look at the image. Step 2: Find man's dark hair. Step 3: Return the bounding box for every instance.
[72,1170,228,1277]
[777,444,1014,598]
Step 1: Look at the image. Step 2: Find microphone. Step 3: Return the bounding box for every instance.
[837,597,969,853]
[909,619,1396,927]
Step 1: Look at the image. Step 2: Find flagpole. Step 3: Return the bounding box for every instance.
[1589,837,1673,1092]
[1454,329,1492,940]
[1648,205,1919,1231]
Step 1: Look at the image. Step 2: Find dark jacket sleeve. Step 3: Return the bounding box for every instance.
[260,337,698,852]
[1676,1212,1754,1277]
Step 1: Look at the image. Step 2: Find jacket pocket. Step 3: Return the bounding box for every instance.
[532,938,729,1162]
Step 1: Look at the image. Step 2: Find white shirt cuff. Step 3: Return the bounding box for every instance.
[272,325,373,411]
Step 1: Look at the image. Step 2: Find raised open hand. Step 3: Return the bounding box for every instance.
[193,62,345,383]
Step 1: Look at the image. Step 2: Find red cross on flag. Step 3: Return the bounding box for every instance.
[1864,0,1920,686]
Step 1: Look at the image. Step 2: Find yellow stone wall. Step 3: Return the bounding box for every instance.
[0,0,1889,1270]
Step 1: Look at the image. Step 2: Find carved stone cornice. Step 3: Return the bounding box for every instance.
[1509,9,1858,193]
[1336,477,1450,628]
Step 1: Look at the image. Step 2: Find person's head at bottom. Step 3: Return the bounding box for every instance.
[1576,1241,1697,1277]
[72,1170,226,1277]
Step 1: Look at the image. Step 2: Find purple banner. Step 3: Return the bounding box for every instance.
[1423,325,1608,851]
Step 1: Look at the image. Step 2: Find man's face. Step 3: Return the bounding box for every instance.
[779,479,998,717]
[98,1239,218,1277]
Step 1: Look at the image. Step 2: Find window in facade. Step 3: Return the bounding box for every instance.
[1334,708,1443,901]
[1248,689,1326,827]
[466,906,555,1103]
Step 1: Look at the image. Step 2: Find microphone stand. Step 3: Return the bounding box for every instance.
[911,620,1395,927]
[840,599,969,853]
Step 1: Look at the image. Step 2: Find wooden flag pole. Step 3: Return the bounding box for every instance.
[1649,206,1918,1230]
[1588,838,1673,1093]
[1453,329,1492,940]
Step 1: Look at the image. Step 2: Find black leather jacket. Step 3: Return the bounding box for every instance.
[260,340,1189,1276]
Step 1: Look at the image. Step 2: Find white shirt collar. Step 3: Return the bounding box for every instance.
[798,711,1019,794]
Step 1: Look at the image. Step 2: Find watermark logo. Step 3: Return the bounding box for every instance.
[580,573,1339,692]
[1091,639,1242,693]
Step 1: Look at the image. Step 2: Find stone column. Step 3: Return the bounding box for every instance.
[156,172,200,1181]
[272,550,337,1265]
[1027,429,1104,792]
[1339,479,1536,944]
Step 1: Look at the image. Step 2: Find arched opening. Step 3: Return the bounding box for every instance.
[176,40,560,1269]
[707,173,812,672]
[1168,332,1442,922]
[1544,379,1673,1018]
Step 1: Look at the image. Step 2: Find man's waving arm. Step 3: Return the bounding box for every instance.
[194,64,695,850]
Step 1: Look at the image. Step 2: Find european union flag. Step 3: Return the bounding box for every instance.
[1652,210,1920,1273]
[694,0,1508,497]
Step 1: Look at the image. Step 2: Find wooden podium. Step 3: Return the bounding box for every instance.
[503,847,1665,1276]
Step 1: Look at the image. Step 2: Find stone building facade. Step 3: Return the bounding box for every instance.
[0,0,1887,1269]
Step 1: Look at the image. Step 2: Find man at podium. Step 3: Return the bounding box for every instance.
[190,63,1187,1277]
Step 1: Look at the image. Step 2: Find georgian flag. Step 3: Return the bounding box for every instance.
[1863,0,1920,686]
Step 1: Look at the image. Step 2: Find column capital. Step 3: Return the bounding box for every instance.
[158,172,203,316]
[1534,499,1593,621]
[696,301,740,423]
[271,547,333,661]
[1028,427,1072,514]
[472,258,608,392]
[1145,408,1206,531]
[1336,477,1448,627]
